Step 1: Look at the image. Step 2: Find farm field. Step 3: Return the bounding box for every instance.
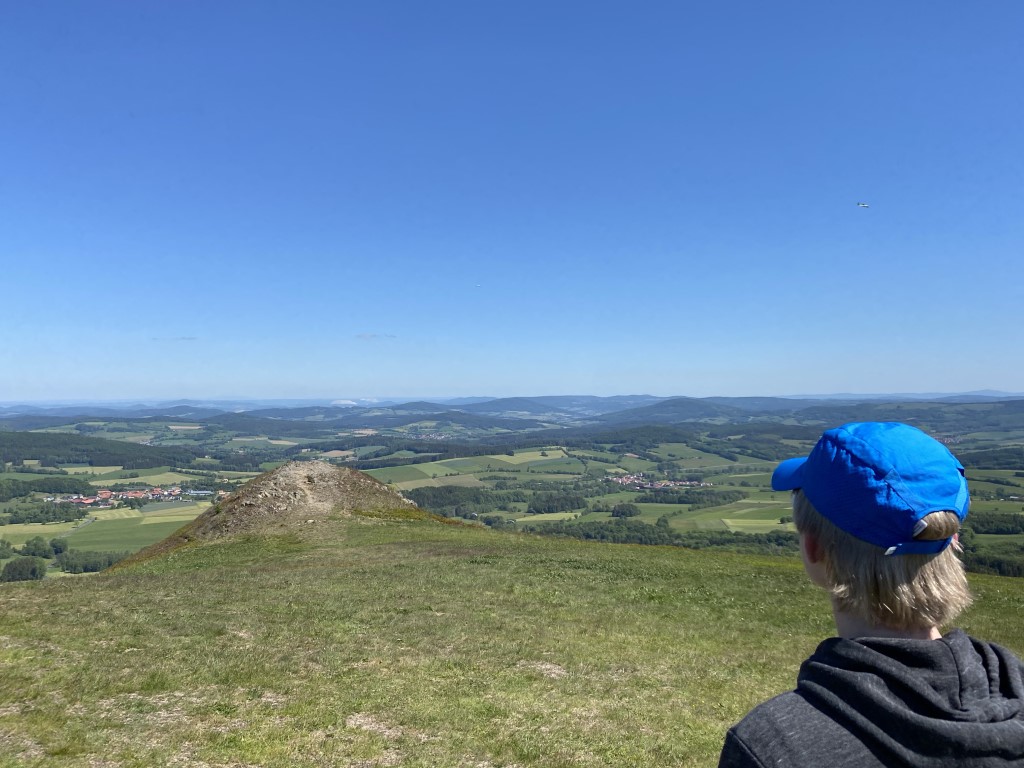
[63,465,123,475]
[1,503,210,562]
[0,520,81,546]
[86,467,199,487]
[64,502,210,552]
[358,440,1024,557]
[1,471,68,481]
[360,443,799,538]
[976,533,1024,545]
[228,437,299,447]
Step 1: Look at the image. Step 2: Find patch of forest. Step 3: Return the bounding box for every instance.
[521,517,800,554]
[0,432,197,469]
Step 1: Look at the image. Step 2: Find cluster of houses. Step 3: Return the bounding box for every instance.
[46,486,217,509]
[607,473,713,490]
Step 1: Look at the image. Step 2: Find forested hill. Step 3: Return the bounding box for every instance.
[0,432,197,469]
[594,396,1024,431]
[3,397,1024,453]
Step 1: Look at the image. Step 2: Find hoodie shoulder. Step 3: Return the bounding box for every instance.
[794,631,1024,764]
[724,689,892,768]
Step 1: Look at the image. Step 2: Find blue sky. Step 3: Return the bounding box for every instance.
[2,1,1022,401]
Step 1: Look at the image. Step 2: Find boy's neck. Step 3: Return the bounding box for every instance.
[832,603,942,641]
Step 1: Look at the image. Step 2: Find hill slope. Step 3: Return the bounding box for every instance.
[0,470,1021,767]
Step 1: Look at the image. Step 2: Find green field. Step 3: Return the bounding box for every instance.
[0,504,209,554]
[87,467,198,487]
[217,471,264,480]
[62,465,123,475]
[366,465,432,484]
[0,520,80,546]
[0,471,67,481]
[501,449,567,464]
[0,508,1020,767]
[64,518,193,552]
[976,533,1024,545]
[520,511,580,522]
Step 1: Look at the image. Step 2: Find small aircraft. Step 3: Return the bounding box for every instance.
[856,202,870,208]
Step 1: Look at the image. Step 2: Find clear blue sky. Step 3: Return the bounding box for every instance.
[2,1,1022,401]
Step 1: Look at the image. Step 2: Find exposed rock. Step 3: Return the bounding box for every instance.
[116,461,419,565]
[186,461,416,540]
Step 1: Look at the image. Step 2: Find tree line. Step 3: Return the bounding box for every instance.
[521,517,800,554]
[634,489,748,509]
[1,502,89,525]
[0,432,197,470]
[0,535,129,581]
[0,476,96,503]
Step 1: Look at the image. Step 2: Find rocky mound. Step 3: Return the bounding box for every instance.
[188,460,417,539]
[117,461,418,566]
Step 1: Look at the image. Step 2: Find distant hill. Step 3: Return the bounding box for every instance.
[0,431,197,468]
[0,404,228,420]
[453,397,577,417]
[387,401,451,412]
[239,406,357,420]
[783,390,1024,402]
[699,396,845,413]
[793,399,1024,433]
[595,397,751,425]
[526,395,668,415]
[5,394,1024,443]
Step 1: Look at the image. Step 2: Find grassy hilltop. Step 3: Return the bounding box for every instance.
[1,464,1022,768]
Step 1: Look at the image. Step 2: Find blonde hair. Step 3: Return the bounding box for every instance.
[792,490,972,630]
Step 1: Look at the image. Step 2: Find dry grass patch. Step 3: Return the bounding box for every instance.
[516,661,567,679]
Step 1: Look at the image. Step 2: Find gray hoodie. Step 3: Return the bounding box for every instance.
[719,630,1024,767]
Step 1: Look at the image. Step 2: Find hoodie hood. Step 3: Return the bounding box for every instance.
[798,629,1024,764]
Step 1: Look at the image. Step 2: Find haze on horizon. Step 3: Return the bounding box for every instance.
[3,2,1022,402]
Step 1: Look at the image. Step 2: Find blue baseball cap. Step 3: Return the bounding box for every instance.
[772,422,969,556]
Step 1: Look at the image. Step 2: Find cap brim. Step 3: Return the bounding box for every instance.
[772,457,807,491]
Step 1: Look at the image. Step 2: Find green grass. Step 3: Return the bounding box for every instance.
[0,513,1020,767]
[365,465,431,484]
[61,465,123,475]
[671,449,745,469]
[0,521,80,545]
[88,468,196,487]
[216,471,264,480]
[519,512,580,522]
[0,471,66,481]
[62,518,192,552]
[62,505,209,552]
[500,450,565,465]
[615,456,659,472]
[432,457,497,473]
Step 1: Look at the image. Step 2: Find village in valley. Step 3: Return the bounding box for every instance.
[607,472,714,490]
[45,486,219,509]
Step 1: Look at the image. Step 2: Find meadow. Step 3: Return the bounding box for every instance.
[0,503,211,578]
[62,502,212,552]
[0,509,1021,767]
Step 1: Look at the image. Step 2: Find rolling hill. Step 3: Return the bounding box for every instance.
[1,463,1021,767]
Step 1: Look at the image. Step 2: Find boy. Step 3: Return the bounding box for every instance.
[719,422,1024,767]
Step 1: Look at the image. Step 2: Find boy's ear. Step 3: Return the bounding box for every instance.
[801,531,825,564]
